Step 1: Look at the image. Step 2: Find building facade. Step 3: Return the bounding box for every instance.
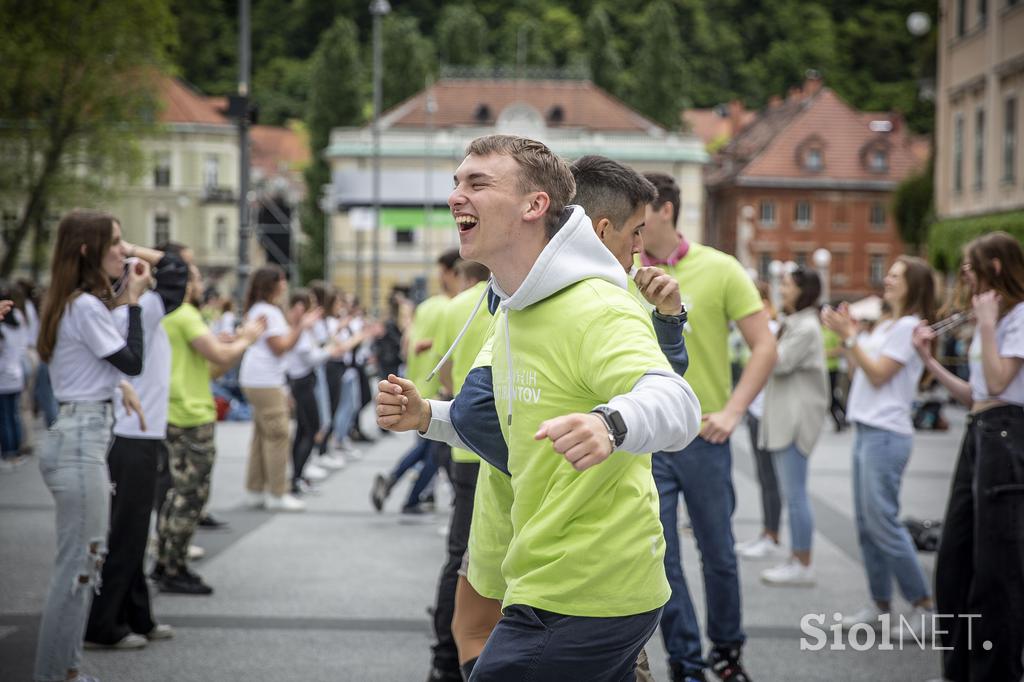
[323,78,708,307]
[705,77,929,301]
[933,0,1024,222]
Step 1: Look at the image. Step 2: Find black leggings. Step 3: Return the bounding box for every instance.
[289,372,320,484]
[936,404,1024,682]
[318,361,344,455]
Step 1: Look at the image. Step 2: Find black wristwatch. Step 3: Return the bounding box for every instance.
[653,304,688,326]
[591,406,627,448]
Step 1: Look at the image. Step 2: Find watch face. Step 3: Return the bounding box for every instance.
[607,410,627,435]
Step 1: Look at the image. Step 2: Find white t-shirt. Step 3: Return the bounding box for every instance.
[846,315,924,435]
[113,292,170,439]
[24,300,39,349]
[210,310,237,336]
[50,293,127,403]
[969,302,1024,405]
[239,301,290,388]
[747,319,780,420]
[285,329,330,380]
[0,310,28,393]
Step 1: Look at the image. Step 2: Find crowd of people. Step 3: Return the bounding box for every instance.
[0,132,1021,682]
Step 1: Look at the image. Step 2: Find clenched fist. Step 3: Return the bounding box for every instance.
[376,374,429,433]
[534,413,615,472]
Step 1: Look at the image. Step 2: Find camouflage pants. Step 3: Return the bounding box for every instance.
[157,422,216,575]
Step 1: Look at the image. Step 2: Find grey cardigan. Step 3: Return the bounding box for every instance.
[758,306,830,455]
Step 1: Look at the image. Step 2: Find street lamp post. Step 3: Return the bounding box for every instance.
[813,247,832,305]
[235,0,251,304]
[370,0,391,318]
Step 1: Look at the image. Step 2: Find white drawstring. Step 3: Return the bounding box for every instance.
[426,279,491,382]
[504,310,513,426]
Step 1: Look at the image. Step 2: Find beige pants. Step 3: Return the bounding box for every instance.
[242,386,290,497]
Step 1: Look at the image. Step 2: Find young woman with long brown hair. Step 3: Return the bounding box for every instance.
[239,265,320,511]
[913,231,1024,681]
[32,209,162,682]
[822,255,937,635]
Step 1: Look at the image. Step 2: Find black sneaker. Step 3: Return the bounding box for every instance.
[159,570,214,595]
[148,564,167,582]
[198,513,230,530]
[669,662,708,682]
[371,473,391,512]
[707,646,751,682]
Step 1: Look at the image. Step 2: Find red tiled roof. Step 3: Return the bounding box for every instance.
[708,84,927,186]
[251,124,310,175]
[683,106,756,147]
[380,79,663,133]
[156,76,230,125]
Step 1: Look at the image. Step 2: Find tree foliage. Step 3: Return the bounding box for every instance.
[892,157,934,255]
[0,0,176,276]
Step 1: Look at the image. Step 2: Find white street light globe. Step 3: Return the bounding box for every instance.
[813,248,832,268]
[741,205,755,220]
[769,260,785,277]
[907,12,931,36]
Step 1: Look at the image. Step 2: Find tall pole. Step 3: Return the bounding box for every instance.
[370,0,390,317]
[235,0,251,303]
[423,86,436,292]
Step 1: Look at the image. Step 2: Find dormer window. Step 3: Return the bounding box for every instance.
[805,148,823,171]
[869,149,888,172]
[861,140,891,174]
[796,135,826,173]
[473,104,491,123]
[546,105,565,126]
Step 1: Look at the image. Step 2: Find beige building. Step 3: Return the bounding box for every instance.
[324,78,708,308]
[934,0,1024,219]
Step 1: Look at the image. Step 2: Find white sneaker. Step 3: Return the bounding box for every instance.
[841,604,889,630]
[897,606,934,641]
[736,536,788,560]
[302,462,328,481]
[266,493,306,512]
[187,544,205,561]
[760,560,816,586]
[245,491,266,509]
[317,453,346,470]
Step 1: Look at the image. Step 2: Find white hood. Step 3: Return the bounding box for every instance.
[489,205,626,310]
[428,205,624,425]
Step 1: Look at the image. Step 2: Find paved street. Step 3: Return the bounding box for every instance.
[0,408,964,681]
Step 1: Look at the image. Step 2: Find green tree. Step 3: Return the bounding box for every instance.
[170,0,236,94]
[0,0,176,276]
[584,5,624,95]
[254,57,311,126]
[626,1,687,128]
[301,17,365,282]
[381,14,436,111]
[893,156,934,255]
[437,4,490,67]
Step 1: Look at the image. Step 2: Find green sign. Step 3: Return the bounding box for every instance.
[379,207,454,229]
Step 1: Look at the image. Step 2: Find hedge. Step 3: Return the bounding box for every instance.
[927,210,1024,272]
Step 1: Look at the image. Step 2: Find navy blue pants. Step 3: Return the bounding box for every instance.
[471,604,661,681]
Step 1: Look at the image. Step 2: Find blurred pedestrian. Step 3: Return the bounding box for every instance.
[758,267,829,587]
[912,231,1024,681]
[33,210,149,682]
[823,256,937,635]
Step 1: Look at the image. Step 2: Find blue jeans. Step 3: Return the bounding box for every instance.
[391,435,439,508]
[332,368,360,445]
[0,391,22,458]
[653,437,744,672]
[34,402,113,681]
[772,443,814,553]
[852,423,930,604]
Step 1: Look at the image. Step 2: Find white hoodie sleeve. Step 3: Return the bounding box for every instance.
[599,369,702,455]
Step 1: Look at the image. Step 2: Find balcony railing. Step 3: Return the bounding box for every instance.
[201,185,235,204]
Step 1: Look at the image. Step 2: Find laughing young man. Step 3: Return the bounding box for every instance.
[376,135,701,680]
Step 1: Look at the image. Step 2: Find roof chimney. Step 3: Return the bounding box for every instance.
[787,85,803,102]
[728,100,745,135]
[768,95,782,109]
[803,69,823,97]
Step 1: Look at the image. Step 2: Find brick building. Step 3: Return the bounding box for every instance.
[704,76,929,301]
